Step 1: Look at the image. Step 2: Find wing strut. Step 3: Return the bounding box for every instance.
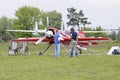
[39,43,52,55]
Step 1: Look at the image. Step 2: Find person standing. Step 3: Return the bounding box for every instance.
[54,30,61,58]
[69,27,78,57]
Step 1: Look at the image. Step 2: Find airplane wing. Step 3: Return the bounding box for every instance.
[77,37,111,46]
[11,37,49,43]
[7,30,46,33]
[83,31,108,33]
[7,30,35,32]
[38,30,46,33]
[7,21,46,33]
[78,37,110,41]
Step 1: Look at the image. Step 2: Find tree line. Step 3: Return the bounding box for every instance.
[0,6,119,42]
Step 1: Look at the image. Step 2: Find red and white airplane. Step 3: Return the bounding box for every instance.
[10,27,111,55]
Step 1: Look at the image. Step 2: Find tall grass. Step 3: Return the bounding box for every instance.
[0,42,120,80]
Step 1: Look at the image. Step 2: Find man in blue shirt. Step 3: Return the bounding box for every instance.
[54,30,60,57]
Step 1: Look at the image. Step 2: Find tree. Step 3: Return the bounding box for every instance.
[13,6,62,37]
[67,7,91,29]
[81,26,93,37]
[94,26,108,37]
[67,7,77,26]
[0,16,13,42]
[116,27,120,41]
[81,17,91,27]
[47,10,62,29]
[109,30,117,40]
[13,6,41,37]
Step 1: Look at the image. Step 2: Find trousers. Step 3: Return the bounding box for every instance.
[54,44,60,57]
[69,40,78,57]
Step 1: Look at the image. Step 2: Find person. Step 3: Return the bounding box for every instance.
[54,30,61,58]
[69,27,78,57]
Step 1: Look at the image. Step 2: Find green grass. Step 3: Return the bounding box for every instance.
[0,42,120,80]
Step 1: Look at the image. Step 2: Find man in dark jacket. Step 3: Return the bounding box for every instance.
[69,27,78,57]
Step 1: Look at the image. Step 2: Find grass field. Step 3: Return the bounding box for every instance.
[0,41,120,80]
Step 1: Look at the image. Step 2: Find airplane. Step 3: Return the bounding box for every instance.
[9,27,111,55]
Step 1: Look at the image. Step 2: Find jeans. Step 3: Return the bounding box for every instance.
[69,40,78,57]
[54,44,60,57]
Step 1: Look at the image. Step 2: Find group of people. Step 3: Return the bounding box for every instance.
[54,27,78,58]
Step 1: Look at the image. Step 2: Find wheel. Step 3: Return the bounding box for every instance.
[39,52,43,55]
[79,49,82,54]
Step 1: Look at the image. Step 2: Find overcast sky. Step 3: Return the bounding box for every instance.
[0,0,120,29]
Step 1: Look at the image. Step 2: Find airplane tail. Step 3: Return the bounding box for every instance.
[77,31,85,37]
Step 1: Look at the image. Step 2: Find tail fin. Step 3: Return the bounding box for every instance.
[78,31,85,37]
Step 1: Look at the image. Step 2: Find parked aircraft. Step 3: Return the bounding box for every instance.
[9,27,111,55]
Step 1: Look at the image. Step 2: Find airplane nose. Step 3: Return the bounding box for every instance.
[46,30,53,38]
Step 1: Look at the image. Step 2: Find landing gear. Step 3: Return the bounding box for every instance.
[39,52,43,55]
[38,43,52,55]
[79,49,82,54]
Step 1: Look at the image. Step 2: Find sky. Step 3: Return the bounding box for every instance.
[0,0,120,29]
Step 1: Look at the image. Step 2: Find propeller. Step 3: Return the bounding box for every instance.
[34,36,46,46]
[34,29,54,45]
[34,28,49,45]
